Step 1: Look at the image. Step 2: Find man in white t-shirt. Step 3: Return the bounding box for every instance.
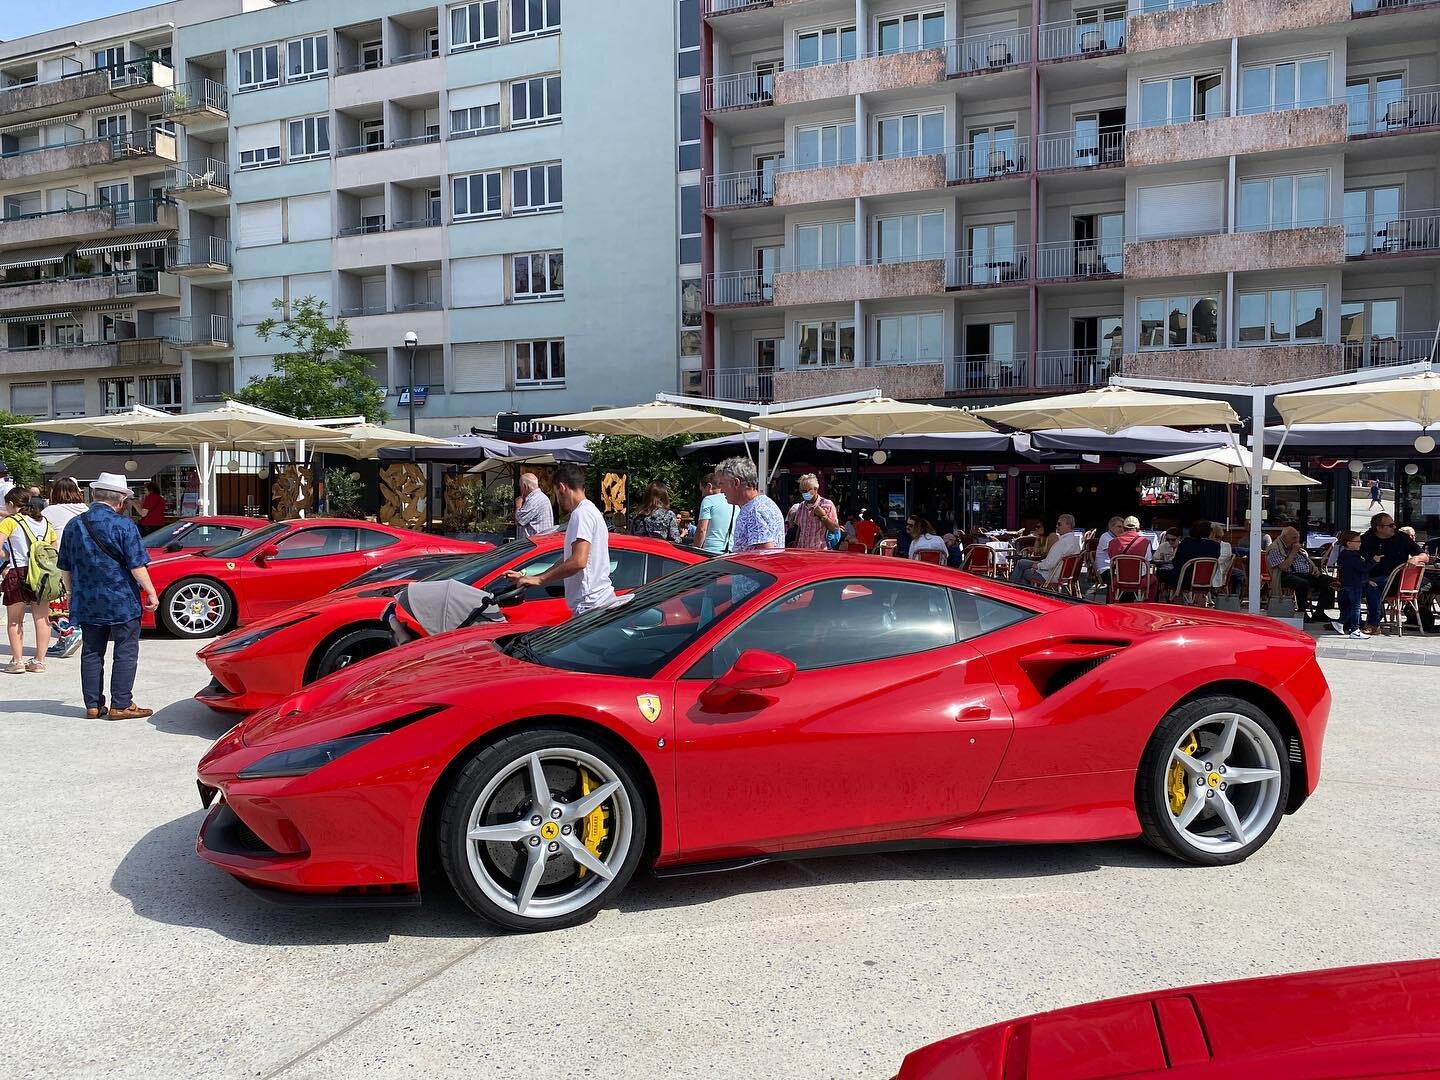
[506,463,616,616]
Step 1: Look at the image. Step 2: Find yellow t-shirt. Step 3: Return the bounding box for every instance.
[1,513,55,569]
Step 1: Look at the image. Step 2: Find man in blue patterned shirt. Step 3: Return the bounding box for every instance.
[57,473,159,720]
[716,455,784,552]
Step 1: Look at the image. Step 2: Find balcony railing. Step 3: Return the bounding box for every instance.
[164,79,227,117]
[1348,83,1440,135]
[1034,350,1120,389]
[336,142,383,158]
[169,236,232,269]
[706,269,774,306]
[0,56,170,95]
[393,215,442,231]
[0,267,165,295]
[705,366,776,404]
[1036,128,1125,171]
[707,168,776,210]
[1130,0,1220,12]
[947,251,1029,288]
[394,300,441,313]
[391,131,441,148]
[338,219,387,237]
[165,157,229,194]
[168,314,231,348]
[1036,240,1124,280]
[340,303,388,317]
[1352,0,1438,12]
[3,128,172,161]
[946,29,1030,75]
[706,67,780,111]
[1,194,176,225]
[951,353,1029,392]
[704,0,770,13]
[1345,208,1440,256]
[945,138,1030,182]
[1343,331,1438,370]
[1038,17,1126,61]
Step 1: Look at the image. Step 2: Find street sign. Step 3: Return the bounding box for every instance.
[397,386,428,407]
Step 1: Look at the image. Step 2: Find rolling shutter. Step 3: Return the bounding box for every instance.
[1136,180,1223,240]
[449,256,503,308]
[448,83,501,111]
[237,200,283,247]
[238,277,282,323]
[288,272,331,310]
[452,343,506,393]
[235,121,280,154]
[287,193,330,242]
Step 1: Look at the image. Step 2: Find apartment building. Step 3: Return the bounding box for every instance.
[699,0,1440,405]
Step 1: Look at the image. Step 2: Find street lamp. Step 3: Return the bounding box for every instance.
[403,330,419,435]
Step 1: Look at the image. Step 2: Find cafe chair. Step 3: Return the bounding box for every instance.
[1175,557,1221,607]
[1381,563,1428,637]
[962,544,999,577]
[914,549,945,565]
[878,538,899,557]
[1108,554,1151,603]
[1052,552,1083,598]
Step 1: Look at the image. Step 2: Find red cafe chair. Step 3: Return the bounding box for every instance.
[1176,557,1221,607]
[1382,563,1428,637]
[1052,552,1083,597]
[914,548,944,565]
[1108,554,1151,603]
[962,544,998,577]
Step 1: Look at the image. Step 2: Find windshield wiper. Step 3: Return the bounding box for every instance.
[507,633,542,665]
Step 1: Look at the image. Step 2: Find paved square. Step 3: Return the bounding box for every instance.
[2,638,1436,1079]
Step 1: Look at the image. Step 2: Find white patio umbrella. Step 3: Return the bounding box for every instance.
[280,422,453,460]
[1274,369,1440,430]
[1145,445,1319,487]
[7,403,173,440]
[977,385,1241,434]
[543,401,753,438]
[761,397,993,439]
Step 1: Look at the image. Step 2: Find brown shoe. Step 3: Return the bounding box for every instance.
[85,707,109,719]
[106,704,153,720]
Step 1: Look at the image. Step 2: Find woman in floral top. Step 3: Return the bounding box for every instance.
[629,482,682,543]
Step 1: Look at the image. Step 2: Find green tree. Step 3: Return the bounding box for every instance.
[0,411,42,488]
[587,434,704,515]
[235,297,388,422]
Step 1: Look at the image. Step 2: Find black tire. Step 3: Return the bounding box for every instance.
[438,728,648,932]
[158,577,233,639]
[311,627,393,682]
[1136,693,1290,866]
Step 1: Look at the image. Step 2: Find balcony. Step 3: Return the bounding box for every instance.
[946,29,1030,77]
[0,198,178,251]
[1034,350,1119,390]
[774,49,947,106]
[0,129,177,184]
[704,366,775,403]
[705,68,779,112]
[0,59,174,127]
[1123,344,1346,385]
[707,169,774,211]
[1036,240,1124,281]
[776,154,948,205]
[1342,331,1438,371]
[1125,105,1348,167]
[945,138,1031,183]
[169,237,232,276]
[1124,226,1346,278]
[162,79,228,133]
[1127,0,1350,55]
[951,354,1029,394]
[1349,84,1440,138]
[0,336,178,375]
[164,158,230,202]
[946,250,1030,291]
[1036,129,1124,172]
[168,314,232,352]
[1038,17,1125,62]
[0,268,179,311]
[1353,0,1440,13]
[1347,209,1440,259]
[706,269,773,308]
[704,0,771,14]
[772,259,946,306]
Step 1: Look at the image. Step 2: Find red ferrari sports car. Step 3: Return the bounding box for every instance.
[194,534,707,714]
[196,552,1329,932]
[143,515,269,556]
[894,959,1440,1078]
[146,518,488,638]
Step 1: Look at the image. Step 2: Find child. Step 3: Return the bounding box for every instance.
[1332,529,1375,638]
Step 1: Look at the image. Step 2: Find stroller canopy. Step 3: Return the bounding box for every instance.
[391,579,507,643]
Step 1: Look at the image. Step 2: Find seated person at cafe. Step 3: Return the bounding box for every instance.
[1159,519,1222,590]
[852,511,884,552]
[1265,526,1335,621]
[941,532,965,568]
[1013,513,1084,587]
[1359,512,1431,632]
[1107,516,1151,562]
[1093,515,1125,587]
[907,517,949,561]
[1210,522,1244,593]
[1153,528,1181,566]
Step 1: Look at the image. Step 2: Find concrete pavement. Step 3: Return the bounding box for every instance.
[1,637,1436,1079]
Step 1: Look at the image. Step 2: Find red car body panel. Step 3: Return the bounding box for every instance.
[894,959,1440,1078]
[143,519,487,631]
[194,533,708,714]
[143,515,269,556]
[194,552,1329,899]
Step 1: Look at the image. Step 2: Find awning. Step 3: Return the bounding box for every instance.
[89,95,168,115]
[1028,426,1234,457]
[841,431,1015,454]
[679,431,846,456]
[377,434,514,464]
[0,309,73,323]
[0,112,80,135]
[46,450,191,482]
[75,231,174,256]
[0,243,74,271]
[1258,421,1432,450]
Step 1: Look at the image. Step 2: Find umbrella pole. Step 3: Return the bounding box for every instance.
[196,442,211,515]
[1247,390,1265,616]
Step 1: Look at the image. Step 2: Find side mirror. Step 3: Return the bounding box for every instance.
[254,544,280,565]
[699,649,795,708]
[164,541,183,553]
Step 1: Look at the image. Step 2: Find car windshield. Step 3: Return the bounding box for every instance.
[195,521,291,559]
[513,560,776,679]
[142,520,194,549]
[424,539,535,585]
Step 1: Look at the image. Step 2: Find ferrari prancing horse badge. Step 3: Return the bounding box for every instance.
[636,694,662,724]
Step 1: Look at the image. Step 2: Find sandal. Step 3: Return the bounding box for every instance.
[25,659,46,673]
[3,660,25,674]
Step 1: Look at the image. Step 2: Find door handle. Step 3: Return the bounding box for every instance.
[956,705,991,722]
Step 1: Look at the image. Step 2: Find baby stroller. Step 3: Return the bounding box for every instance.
[385,579,511,646]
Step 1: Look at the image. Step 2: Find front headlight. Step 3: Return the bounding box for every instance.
[209,613,317,655]
[237,733,384,779]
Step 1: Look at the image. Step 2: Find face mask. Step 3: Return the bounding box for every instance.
[801,491,814,502]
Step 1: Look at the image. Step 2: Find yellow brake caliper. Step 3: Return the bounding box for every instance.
[575,768,609,879]
[1168,733,1198,815]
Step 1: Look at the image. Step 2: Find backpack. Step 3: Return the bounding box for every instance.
[13,516,64,604]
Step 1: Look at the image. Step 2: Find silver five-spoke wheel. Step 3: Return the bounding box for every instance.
[161,579,230,638]
[1165,712,1283,854]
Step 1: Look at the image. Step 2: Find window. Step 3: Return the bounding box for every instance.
[286,35,329,82]
[1139,71,1223,127]
[451,103,499,136]
[795,121,855,169]
[511,162,562,214]
[875,211,945,264]
[240,144,280,170]
[1237,173,1327,232]
[796,24,857,68]
[450,1,500,51]
[51,322,83,346]
[515,339,565,386]
[99,377,134,412]
[876,110,945,160]
[511,0,562,39]
[1238,287,1325,345]
[452,171,502,219]
[1346,73,1404,135]
[272,527,360,560]
[1344,185,1402,256]
[427,26,441,57]
[512,251,563,299]
[678,90,701,172]
[1240,57,1329,116]
[140,374,181,409]
[876,313,944,364]
[147,112,176,137]
[237,44,280,92]
[967,124,1019,175]
[797,319,855,366]
[1138,295,1219,349]
[95,46,127,74]
[875,11,945,55]
[680,184,700,264]
[287,116,330,162]
[510,74,562,128]
[360,40,384,71]
[795,221,854,270]
[10,383,47,417]
[51,381,86,418]
[678,0,700,78]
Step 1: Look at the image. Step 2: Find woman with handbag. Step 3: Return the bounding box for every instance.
[629,482,682,543]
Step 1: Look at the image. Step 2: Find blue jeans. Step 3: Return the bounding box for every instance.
[80,620,140,711]
[1339,581,1382,631]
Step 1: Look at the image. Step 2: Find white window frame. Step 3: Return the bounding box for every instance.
[875,311,944,365]
[286,35,329,82]
[139,373,182,409]
[452,170,502,220]
[875,108,946,160]
[451,103,500,138]
[510,74,562,129]
[795,24,857,69]
[510,0,562,40]
[1237,285,1327,346]
[796,318,856,367]
[450,1,500,52]
[874,210,946,264]
[511,162,562,215]
[795,220,855,270]
[514,339,565,387]
[286,115,330,162]
[1239,55,1331,116]
[1236,171,1328,233]
[511,251,563,301]
[237,44,280,93]
[1138,70,1224,128]
[239,144,281,171]
[99,376,134,413]
[1137,294,1221,350]
[51,321,84,346]
[794,120,856,170]
[874,10,946,56]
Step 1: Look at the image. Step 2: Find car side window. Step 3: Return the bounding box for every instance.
[191,525,243,546]
[687,577,957,680]
[272,527,359,560]
[513,552,564,599]
[356,528,400,551]
[612,550,648,591]
[647,555,689,581]
[950,588,1034,640]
